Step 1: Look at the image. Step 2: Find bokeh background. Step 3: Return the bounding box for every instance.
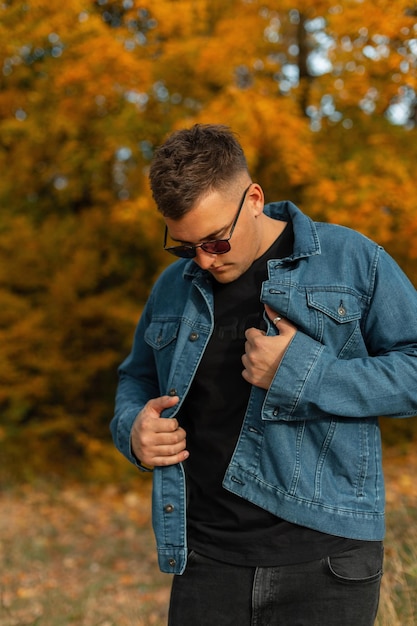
[1,1,417,624]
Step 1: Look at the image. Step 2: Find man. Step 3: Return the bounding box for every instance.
[111,124,417,625]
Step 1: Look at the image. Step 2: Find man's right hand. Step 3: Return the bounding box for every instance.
[131,395,189,467]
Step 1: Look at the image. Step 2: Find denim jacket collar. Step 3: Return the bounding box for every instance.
[183,201,321,283]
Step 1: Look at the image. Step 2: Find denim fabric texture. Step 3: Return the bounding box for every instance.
[168,543,383,625]
[111,201,417,574]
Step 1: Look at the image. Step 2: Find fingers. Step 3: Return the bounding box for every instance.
[263,304,297,334]
[141,426,189,467]
[242,330,281,389]
[242,307,297,389]
[147,394,180,417]
[131,395,189,467]
[264,303,282,329]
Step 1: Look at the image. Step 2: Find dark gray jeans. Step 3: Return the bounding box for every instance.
[168,542,383,626]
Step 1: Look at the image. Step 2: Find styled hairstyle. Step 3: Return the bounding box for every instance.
[149,124,249,218]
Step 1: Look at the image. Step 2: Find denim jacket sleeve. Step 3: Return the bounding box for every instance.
[110,291,160,469]
[263,246,417,421]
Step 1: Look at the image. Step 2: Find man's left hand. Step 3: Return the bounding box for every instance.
[242,304,297,389]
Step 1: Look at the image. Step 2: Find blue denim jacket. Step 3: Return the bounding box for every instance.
[111,201,417,574]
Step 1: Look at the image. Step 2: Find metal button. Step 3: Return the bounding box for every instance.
[164,504,174,513]
[168,558,176,567]
[168,388,177,396]
[273,408,279,416]
[338,306,346,316]
[189,332,199,341]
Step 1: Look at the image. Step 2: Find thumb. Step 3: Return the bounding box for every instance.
[148,394,179,417]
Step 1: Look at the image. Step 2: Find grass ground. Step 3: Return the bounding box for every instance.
[0,448,416,625]
[0,479,170,626]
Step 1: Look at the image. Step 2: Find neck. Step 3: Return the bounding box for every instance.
[257,214,287,258]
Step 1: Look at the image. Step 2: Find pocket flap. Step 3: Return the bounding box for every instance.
[144,320,179,350]
[307,290,361,323]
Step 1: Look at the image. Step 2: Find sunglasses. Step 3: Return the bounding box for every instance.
[163,184,251,259]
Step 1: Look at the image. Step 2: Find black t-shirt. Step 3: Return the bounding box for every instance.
[179,223,367,566]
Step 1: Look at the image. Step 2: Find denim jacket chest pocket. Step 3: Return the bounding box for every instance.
[144,319,180,383]
[306,289,368,358]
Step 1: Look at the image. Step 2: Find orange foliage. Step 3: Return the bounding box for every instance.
[1,0,416,477]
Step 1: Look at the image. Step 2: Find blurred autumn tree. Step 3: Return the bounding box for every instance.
[1,0,416,480]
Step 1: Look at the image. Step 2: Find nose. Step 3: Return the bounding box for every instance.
[194,247,217,270]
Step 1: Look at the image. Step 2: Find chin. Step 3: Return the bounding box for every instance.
[211,267,244,284]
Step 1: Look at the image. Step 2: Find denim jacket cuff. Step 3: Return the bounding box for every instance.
[263,331,323,420]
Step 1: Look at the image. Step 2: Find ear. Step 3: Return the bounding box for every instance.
[248,183,264,217]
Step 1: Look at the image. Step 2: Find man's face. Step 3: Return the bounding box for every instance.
[164,183,265,283]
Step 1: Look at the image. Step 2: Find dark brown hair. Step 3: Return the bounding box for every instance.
[149,124,249,218]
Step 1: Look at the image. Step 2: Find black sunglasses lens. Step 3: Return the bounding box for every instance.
[168,246,196,258]
[201,240,231,254]
[167,240,231,258]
